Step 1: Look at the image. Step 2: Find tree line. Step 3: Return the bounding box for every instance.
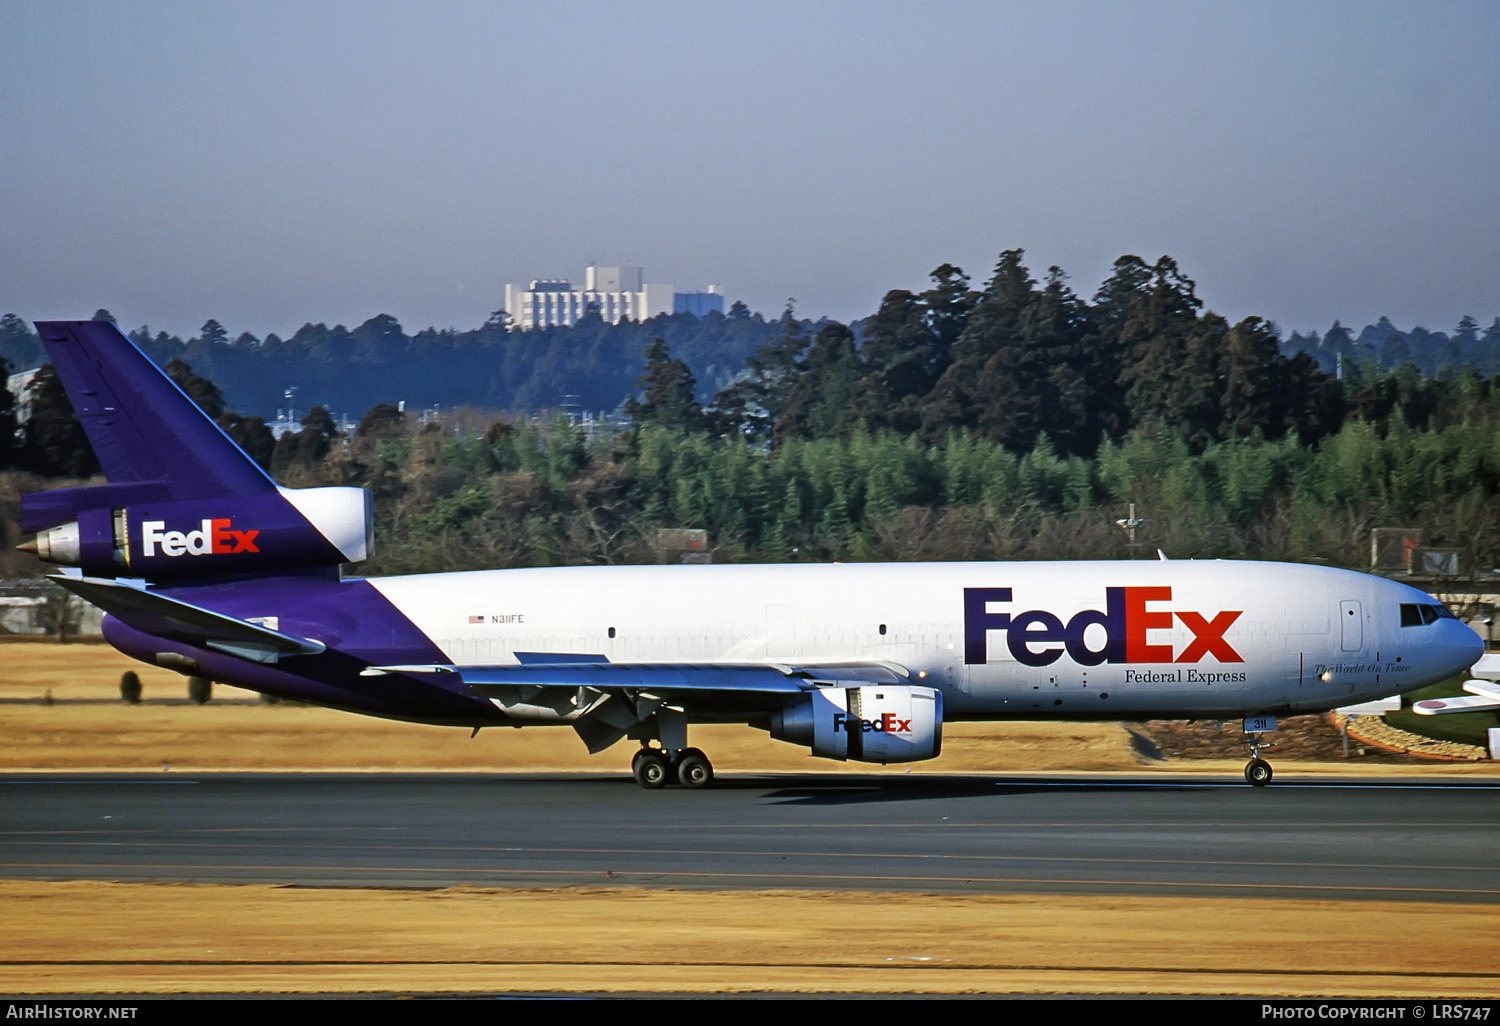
[1,257,1494,427]
[631,251,1467,461]
[0,305,783,424]
[2,248,1498,577]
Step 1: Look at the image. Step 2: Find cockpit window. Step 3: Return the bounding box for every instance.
[1400,602,1457,627]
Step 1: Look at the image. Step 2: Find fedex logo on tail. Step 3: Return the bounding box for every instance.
[964,587,1242,667]
[141,519,260,558]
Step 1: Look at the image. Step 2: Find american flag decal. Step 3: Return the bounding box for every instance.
[468,615,484,624]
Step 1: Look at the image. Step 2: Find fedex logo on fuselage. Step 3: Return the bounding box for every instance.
[141,519,260,558]
[963,587,1243,667]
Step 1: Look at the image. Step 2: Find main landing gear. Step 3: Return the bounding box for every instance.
[1243,732,1274,787]
[632,745,714,789]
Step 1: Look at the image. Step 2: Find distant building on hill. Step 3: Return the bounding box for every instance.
[672,289,726,318]
[503,265,724,330]
[6,367,38,422]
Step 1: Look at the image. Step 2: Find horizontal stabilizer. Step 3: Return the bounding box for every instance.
[1412,679,1500,716]
[51,575,325,663]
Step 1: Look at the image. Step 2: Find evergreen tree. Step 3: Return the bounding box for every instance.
[1452,315,1481,367]
[774,322,865,443]
[218,411,276,470]
[272,404,339,473]
[1080,254,1164,444]
[921,249,1037,443]
[1219,316,1285,440]
[164,359,226,419]
[1007,266,1095,455]
[851,289,926,433]
[355,402,406,440]
[625,338,704,432]
[852,264,973,434]
[1114,256,1209,444]
[1482,319,1500,373]
[1320,320,1355,375]
[196,319,229,347]
[0,351,17,470]
[1280,352,1346,444]
[707,302,806,442]
[22,364,98,477]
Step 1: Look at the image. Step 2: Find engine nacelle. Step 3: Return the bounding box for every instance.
[767,685,942,763]
[26,486,372,581]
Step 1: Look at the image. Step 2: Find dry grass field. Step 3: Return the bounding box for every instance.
[2,639,1497,996]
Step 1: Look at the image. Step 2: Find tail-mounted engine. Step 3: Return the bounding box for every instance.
[24,486,372,581]
[766,684,942,763]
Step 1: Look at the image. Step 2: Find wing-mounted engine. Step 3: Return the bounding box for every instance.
[767,684,942,763]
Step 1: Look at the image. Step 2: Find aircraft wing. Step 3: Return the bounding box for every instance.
[362,657,912,694]
[1412,679,1500,716]
[363,656,915,753]
[51,575,326,663]
[454,658,911,694]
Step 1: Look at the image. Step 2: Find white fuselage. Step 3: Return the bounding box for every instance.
[368,559,1480,721]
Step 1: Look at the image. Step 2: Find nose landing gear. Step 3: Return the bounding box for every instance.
[1244,756,1273,786]
[1243,731,1274,787]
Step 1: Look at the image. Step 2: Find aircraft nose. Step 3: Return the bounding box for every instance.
[1443,619,1486,677]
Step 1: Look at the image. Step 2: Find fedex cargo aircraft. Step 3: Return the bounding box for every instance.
[22,321,1485,788]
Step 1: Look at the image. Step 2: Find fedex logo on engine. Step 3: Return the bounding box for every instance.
[963,587,1242,667]
[832,712,912,734]
[141,519,260,558]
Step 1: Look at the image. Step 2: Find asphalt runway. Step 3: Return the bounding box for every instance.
[2,772,1498,902]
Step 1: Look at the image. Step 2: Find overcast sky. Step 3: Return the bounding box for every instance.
[3,0,1497,341]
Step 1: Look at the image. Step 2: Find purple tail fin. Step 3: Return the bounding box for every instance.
[35,321,275,498]
[23,321,371,581]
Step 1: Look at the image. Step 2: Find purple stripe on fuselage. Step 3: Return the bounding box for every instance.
[103,575,500,724]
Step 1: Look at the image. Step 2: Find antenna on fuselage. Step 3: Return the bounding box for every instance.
[1114,503,1149,558]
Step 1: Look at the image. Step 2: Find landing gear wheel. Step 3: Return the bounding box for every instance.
[633,750,669,789]
[677,750,714,789]
[1245,758,1273,787]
